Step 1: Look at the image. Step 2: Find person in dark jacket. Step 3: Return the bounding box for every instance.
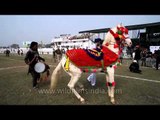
[24,41,45,89]
[155,49,160,70]
[134,45,141,65]
[129,60,142,73]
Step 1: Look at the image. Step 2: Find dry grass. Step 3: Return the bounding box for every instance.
[0,54,160,105]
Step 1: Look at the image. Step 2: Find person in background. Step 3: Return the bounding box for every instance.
[5,49,10,57]
[119,51,124,64]
[155,49,160,70]
[53,48,56,62]
[24,41,45,89]
[134,45,141,65]
[129,60,142,73]
[145,49,152,67]
[17,49,20,55]
[140,48,147,66]
[20,49,23,56]
[55,46,62,62]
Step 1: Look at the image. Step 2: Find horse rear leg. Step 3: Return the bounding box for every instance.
[67,74,85,103]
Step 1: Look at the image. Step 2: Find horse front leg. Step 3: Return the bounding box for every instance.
[106,66,116,104]
[106,74,110,97]
[67,74,85,103]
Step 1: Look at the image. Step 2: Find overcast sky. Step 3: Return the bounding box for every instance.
[0,15,160,47]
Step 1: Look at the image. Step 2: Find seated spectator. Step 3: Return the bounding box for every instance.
[129,60,142,73]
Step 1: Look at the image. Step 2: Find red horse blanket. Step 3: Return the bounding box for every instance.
[66,47,118,68]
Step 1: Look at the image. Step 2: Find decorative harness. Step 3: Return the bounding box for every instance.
[85,26,129,62]
[64,26,129,72]
[105,26,128,56]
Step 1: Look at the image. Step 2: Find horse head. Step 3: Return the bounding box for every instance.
[102,23,132,53]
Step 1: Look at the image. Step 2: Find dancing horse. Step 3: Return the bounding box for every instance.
[50,24,132,104]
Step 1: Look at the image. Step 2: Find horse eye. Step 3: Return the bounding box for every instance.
[115,37,120,41]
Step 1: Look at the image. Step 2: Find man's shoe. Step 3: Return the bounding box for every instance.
[91,83,95,86]
[87,78,91,82]
[33,85,39,89]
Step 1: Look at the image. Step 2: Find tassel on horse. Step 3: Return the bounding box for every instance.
[64,57,70,71]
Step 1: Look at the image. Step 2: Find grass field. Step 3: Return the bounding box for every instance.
[0,53,160,105]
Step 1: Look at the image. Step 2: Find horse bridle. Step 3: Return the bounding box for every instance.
[104,26,129,55]
[105,26,128,45]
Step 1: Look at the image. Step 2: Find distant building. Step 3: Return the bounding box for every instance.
[51,33,98,50]
[79,22,160,48]
[23,41,32,48]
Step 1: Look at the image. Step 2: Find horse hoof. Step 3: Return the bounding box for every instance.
[110,97,116,105]
[80,98,85,104]
[81,101,85,104]
[111,100,119,105]
[111,100,116,105]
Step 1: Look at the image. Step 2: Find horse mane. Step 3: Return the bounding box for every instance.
[102,25,118,46]
[102,24,125,54]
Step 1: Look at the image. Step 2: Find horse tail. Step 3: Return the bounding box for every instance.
[50,59,62,89]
